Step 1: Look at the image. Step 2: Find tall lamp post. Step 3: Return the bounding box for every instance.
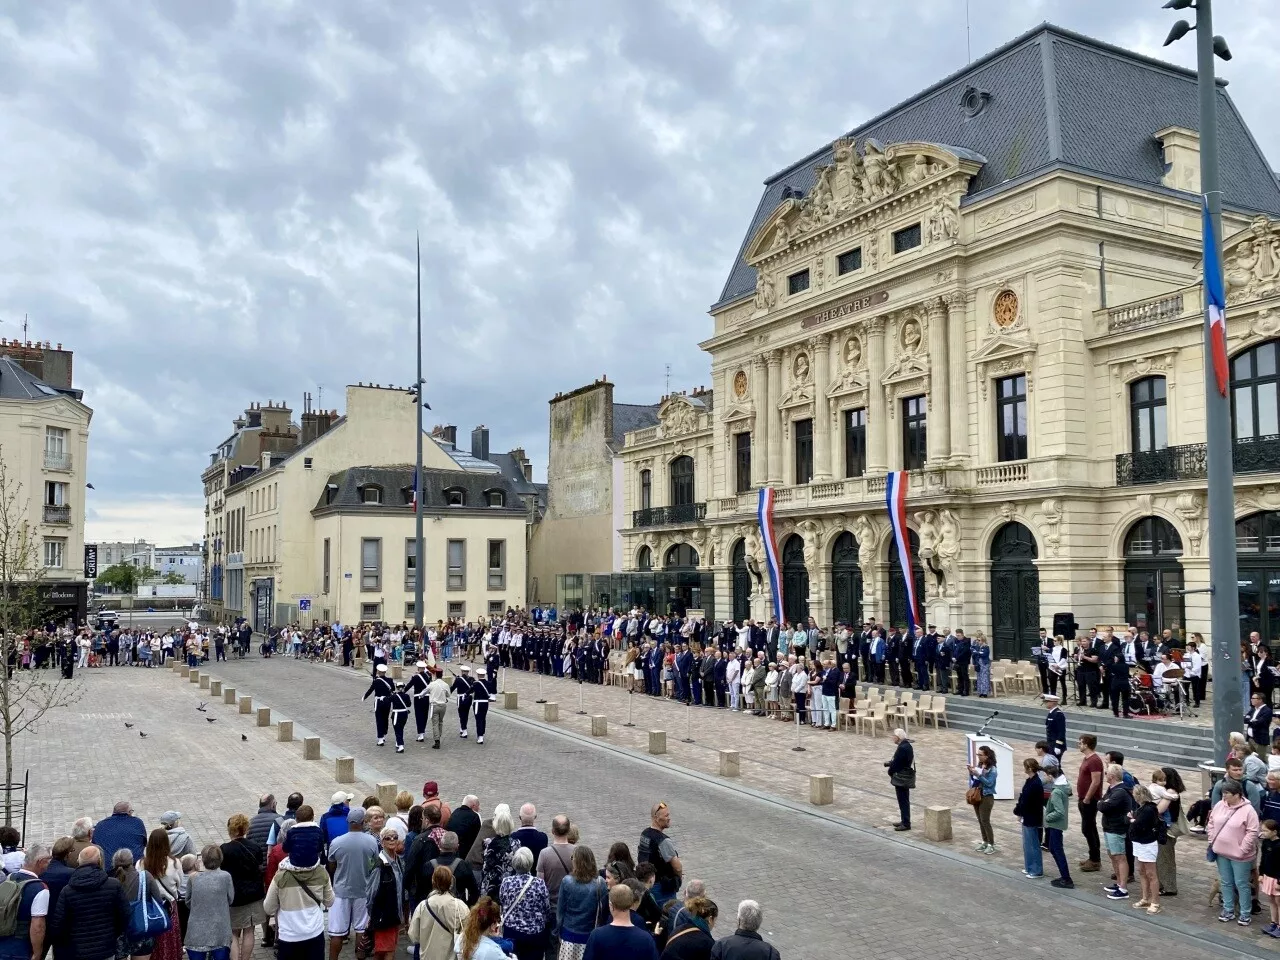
[1162,0,1242,749]
[410,236,427,631]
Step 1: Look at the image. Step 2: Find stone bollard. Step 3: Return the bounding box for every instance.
[924,806,953,842]
[590,715,608,737]
[809,774,834,806]
[376,782,398,809]
[180,665,190,678]
[277,720,294,742]
[238,696,252,715]
[542,702,558,722]
[170,658,181,672]
[503,691,518,710]
[391,664,403,681]
[302,737,321,760]
[256,707,271,727]
[719,750,740,778]
[224,687,237,705]
[199,675,210,690]
[189,670,200,684]
[648,730,666,755]
[335,757,355,783]
[210,680,222,697]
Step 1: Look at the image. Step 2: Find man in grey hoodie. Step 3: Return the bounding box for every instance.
[159,811,195,858]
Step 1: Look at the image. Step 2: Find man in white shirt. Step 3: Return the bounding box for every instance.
[5,844,51,960]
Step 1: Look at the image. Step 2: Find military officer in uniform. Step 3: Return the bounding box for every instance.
[1044,693,1067,762]
[485,644,501,691]
[451,664,476,738]
[472,667,497,744]
[407,660,431,742]
[362,663,394,746]
[390,682,412,753]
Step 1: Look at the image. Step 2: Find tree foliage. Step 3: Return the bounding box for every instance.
[0,449,82,823]
[94,563,158,594]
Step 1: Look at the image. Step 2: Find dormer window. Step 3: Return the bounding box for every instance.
[325,483,338,505]
[787,269,811,295]
[362,484,383,504]
[486,489,505,507]
[444,487,467,507]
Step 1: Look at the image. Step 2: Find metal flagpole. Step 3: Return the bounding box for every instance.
[1160,0,1242,748]
[792,709,807,752]
[414,234,426,634]
[681,703,694,743]
[624,688,635,727]
[576,680,586,715]
[535,674,546,704]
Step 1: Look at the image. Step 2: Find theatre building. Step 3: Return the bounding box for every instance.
[616,24,1280,657]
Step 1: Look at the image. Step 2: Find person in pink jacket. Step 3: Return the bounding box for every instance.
[1207,779,1260,926]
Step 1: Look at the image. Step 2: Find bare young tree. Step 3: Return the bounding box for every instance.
[0,449,81,825]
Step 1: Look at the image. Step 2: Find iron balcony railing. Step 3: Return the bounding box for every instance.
[1116,435,1280,485]
[42,504,71,524]
[632,503,707,528]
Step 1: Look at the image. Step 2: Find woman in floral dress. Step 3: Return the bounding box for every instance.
[974,632,993,697]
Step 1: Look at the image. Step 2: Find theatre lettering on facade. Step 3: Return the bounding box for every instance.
[615,25,1280,658]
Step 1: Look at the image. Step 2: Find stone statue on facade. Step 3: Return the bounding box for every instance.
[853,514,877,572]
[935,509,962,600]
[754,270,776,310]
[926,197,959,243]
[862,140,899,201]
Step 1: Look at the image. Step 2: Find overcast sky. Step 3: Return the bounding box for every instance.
[2,0,1278,548]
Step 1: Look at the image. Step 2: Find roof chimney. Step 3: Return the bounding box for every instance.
[470,425,490,462]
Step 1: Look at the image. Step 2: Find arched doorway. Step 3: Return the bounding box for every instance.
[781,534,809,627]
[730,539,750,624]
[888,530,925,631]
[663,542,700,616]
[1123,517,1184,637]
[830,532,863,627]
[1234,511,1280,645]
[989,522,1040,660]
[636,545,652,571]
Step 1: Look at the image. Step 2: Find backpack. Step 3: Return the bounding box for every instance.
[426,857,460,896]
[0,877,37,937]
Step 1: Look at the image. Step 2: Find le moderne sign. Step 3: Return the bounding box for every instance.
[799,288,889,330]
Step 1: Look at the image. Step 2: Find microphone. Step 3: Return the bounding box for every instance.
[976,710,999,736]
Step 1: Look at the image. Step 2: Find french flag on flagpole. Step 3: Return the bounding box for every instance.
[409,467,419,510]
[885,471,919,636]
[757,487,784,624]
[1203,195,1230,397]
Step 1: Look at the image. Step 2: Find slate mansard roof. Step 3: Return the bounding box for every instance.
[0,355,83,402]
[313,465,527,514]
[714,22,1280,309]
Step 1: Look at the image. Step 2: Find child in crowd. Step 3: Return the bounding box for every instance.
[1261,819,1280,939]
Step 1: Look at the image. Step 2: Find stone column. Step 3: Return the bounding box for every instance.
[945,292,968,463]
[926,298,951,464]
[866,317,888,473]
[811,334,832,480]
[752,355,770,487]
[765,351,783,485]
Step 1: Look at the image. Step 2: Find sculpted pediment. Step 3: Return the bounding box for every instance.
[1219,216,1280,305]
[658,395,704,438]
[745,139,985,262]
[719,400,755,424]
[973,334,1038,399]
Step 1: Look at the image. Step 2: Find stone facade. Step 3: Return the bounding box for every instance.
[618,116,1280,658]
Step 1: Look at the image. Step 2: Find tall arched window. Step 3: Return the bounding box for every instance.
[1236,511,1280,646]
[639,470,652,510]
[888,530,925,631]
[731,539,750,623]
[669,456,695,507]
[664,543,699,569]
[636,545,652,571]
[781,534,808,627]
[1232,340,1280,442]
[1123,516,1184,636]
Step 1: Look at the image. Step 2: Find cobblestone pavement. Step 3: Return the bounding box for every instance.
[187,657,1269,959]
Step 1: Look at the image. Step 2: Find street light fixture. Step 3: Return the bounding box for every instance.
[1160,0,1241,754]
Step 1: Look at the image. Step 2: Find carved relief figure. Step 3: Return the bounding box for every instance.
[862,141,899,200]
[754,271,776,310]
[905,153,932,185]
[901,318,923,354]
[1225,217,1280,303]
[935,509,961,599]
[793,352,811,383]
[853,514,877,572]
[866,231,879,270]
[831,137,865,212]
[797,518,820,570]
[770,218,791,251]
[843,336,862,368]
[813,255,825,291]
[661,401,698,437]
[926,197,959,243]
[916,510,940,561]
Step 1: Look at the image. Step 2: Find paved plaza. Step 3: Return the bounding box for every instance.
[15,658,1273,959]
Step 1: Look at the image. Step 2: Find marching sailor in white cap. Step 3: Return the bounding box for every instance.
[450,664,475,738]
[406,660,431,742]
[362,663,395,745]
[472,666,497,744]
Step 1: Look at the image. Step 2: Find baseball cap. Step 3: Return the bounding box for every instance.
[331,791,355,804]
[346,807,367,824]
[422,781,439,799]
[159,811,182,826]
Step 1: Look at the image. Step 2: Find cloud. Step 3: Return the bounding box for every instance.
[3,0,1279,546]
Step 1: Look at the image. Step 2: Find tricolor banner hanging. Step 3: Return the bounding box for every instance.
[1202,195,1230,398]
[885,471,919,636]
[757,487,784,624]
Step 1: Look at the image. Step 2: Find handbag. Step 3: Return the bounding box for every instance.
[890,767,916,790]
[966,785,983,806]
[128,869,172,939]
